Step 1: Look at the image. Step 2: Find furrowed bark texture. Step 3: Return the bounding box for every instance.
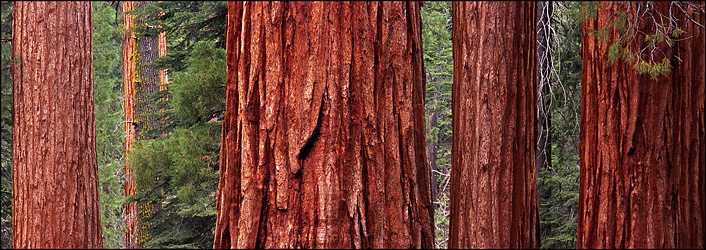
[11,1,103,248]
[214,1,433,248]
[158,19,168,96]
[578,2,705,248]
[121,1,138,248]
[449,2,539,248]
[132,0,160,141]
[122,1,162,248]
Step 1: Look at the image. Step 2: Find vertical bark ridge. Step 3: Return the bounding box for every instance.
[214,1,432,248]
[121,1,138,248]
[121,1,162,248]
[12,2,102,248]
[132,1,160,141]
[578,2,704,248]
[158,20,168,94]
[449,2,539,248]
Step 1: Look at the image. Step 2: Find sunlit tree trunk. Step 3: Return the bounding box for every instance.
[158,15,168,98]
[11,2,102,248]
[578,1,705,248]
[121,1,138,248]
[449,1,539,248]
[213,2,433,248]
[122,1,163,248]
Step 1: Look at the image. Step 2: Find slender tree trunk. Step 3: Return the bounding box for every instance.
[427,102,439,203]
[122,1,162,248]
[578,2,705,248]
[449,2,539,248]
[132,1,160,139]
[214,2,433,248]
[158,18,168,97]
[11,2,102,248]
[122,1,138,248]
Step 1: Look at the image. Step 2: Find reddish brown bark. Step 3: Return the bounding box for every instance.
[448,2,539,248]
[158,21,168,98]
[122,1,163,248]
[214,1,433,248]
[578,2,705,248]
[11,1,103,248]
[121,1,138,248]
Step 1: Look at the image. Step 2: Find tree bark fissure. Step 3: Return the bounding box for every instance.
[214,2,433,248]
[11,2,103,248]
[121,2,137,248]
[449,2,540,248]
[578,2,705,248]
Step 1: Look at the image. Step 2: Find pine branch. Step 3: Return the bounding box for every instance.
[675,2,706,30]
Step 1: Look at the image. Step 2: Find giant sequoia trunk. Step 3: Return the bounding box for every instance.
[449,2,539,248]
[11,2,103,248]
[122,1,163,248]
[578,2,705,248]
[213,2,433,248]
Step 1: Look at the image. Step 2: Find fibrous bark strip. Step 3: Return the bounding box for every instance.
[449,2,540,248]
[12,2,103,248]
[578,2,705,248]
[214,2,433,248]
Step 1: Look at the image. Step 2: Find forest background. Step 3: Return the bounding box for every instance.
[0,1,582,248]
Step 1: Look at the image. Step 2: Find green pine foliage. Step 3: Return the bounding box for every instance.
[537,2,582,249]
[584,1,688,79]
[421,1,453,248]
[1,1,13,248]
[130,1,227,72]
[92,2,128,248]
[90,2,227,248]
[164,41,226,129]
[126,25,226,248]
[128,124,220,249]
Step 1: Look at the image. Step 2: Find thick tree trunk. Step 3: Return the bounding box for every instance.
[578,2,705,248]
[11,2,103,248]
[214,2,433,248]
[449,2,539,248]
[122,1,162,248]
